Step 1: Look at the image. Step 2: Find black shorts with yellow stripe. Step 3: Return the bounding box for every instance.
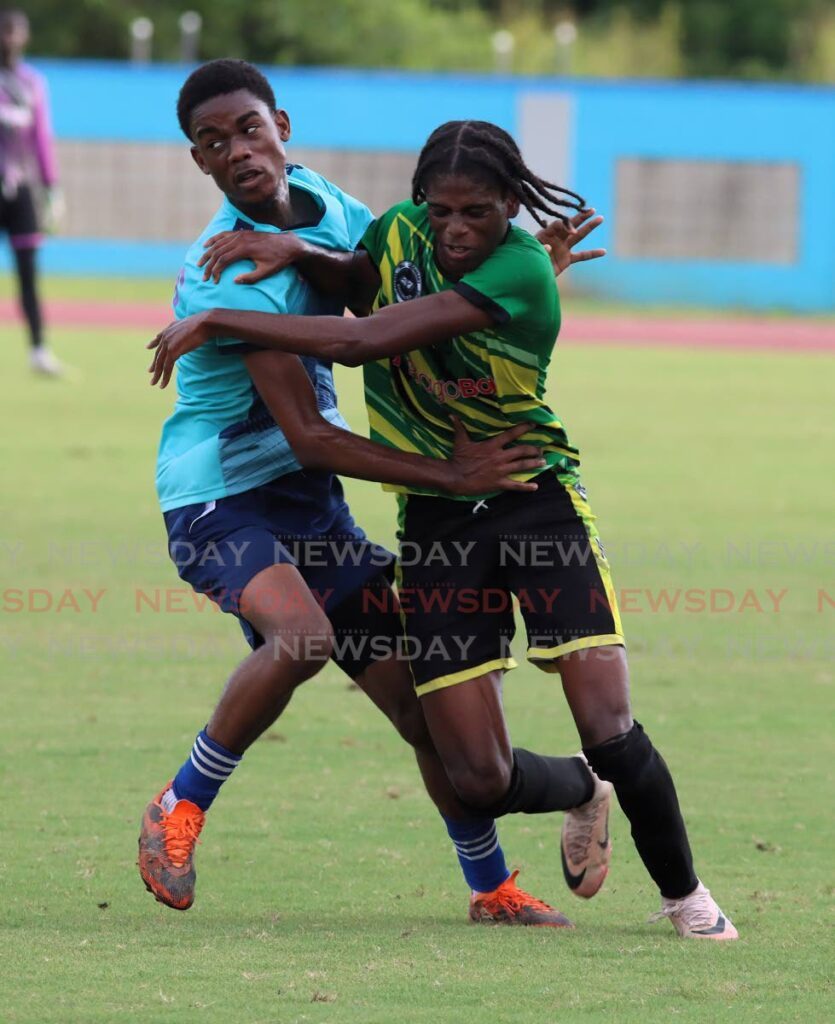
[396,470,624,696]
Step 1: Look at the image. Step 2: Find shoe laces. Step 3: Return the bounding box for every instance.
[161,804,204,867]
[564,790,603,863]
[479,871,555,915]
[649,884,716,930]
[564,812,596,864]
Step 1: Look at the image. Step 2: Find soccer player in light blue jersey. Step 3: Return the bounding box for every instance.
[156,135,375,514]
[138,60,589,924]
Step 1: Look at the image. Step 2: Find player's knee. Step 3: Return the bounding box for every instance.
[562,645,632,747]
[448,757,513,809]
[577,704,633,749]
[583,720,654,787]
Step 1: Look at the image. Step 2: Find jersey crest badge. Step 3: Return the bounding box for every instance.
[393,260,423,302]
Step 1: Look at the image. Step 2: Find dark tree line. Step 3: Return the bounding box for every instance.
[18,0,835,82]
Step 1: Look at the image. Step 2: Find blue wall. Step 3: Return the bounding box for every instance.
[569,81,835,311]
[27,60,835,311]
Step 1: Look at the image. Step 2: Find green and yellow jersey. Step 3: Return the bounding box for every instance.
[360,199,579,499]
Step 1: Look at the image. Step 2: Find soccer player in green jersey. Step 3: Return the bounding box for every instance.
[142,63,599,926]
[150,120,738,940]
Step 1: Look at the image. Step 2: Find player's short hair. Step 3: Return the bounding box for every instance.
[412,120,584,227]
[177,59,277,141]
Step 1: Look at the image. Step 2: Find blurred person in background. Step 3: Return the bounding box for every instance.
[0,8,63,375]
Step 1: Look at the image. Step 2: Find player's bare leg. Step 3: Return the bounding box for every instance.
[351,654,464,819]
[138,564,332,910]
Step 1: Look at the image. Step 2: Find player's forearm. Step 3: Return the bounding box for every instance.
[244,348,455,491]
[208,307,362,362]
[291,241,376,313]
[206,291,489,368]
[291,422,453,491]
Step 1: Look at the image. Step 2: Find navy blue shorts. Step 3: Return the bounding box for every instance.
[163,470,398,674]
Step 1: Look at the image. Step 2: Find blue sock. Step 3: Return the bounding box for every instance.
[171,729,242,811]
[442,815,510,893]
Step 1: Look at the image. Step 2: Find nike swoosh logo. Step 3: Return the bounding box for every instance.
[693,914,727,935]
[598,814,610,850]
[560,845,586,890]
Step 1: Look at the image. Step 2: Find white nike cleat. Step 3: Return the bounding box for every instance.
[30,347,64,376]
[650,880,739,940]
[560,756,613,899]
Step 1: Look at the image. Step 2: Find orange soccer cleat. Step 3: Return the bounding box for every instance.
[469,870,574,928]
[137,783,205,910]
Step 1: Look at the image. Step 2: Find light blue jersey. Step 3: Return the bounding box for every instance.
[156,164,373,512]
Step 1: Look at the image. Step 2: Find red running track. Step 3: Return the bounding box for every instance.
[0,298,833,352]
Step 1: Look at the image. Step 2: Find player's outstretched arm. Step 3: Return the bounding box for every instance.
[148,289,494,387]
[198,230,381,314]
[244,350,545,495]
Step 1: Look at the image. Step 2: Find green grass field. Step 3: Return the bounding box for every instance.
[1,300,833,1023]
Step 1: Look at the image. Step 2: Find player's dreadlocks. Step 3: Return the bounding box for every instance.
[412,120,584,227]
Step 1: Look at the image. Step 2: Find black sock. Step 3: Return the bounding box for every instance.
[14,247,43,349]
[584,721,698,899]
[470,749,594,818]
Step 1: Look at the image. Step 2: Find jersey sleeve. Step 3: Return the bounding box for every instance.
[296,166,374,250]
[30,71,58,187]
[454,234,555,325]
[177,252,284,354]
[325,183,374,249]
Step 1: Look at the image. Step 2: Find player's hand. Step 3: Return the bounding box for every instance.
[198,230,304,284]
[446,417,545,495]
[147,311,214,388]
[536,208,606,276]
[44,186,66,234]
